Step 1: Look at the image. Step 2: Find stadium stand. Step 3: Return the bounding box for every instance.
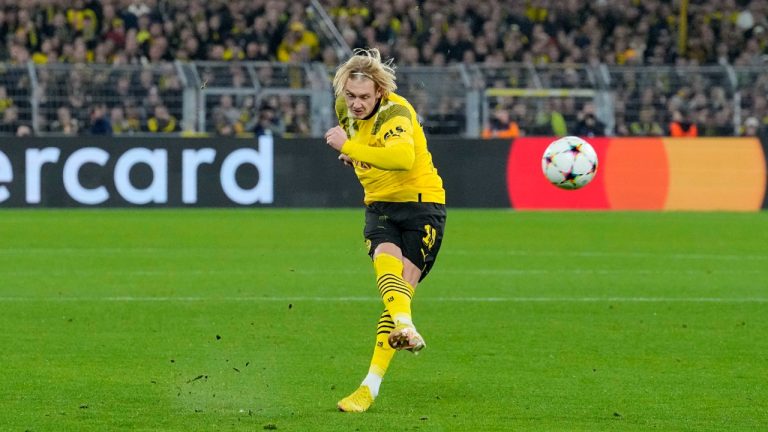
[0,0,765,137]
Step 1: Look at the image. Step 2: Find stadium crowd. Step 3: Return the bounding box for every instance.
[0,0,766,137]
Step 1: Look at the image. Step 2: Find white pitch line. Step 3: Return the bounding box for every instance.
[0,248,766,261]
[449,249,768,261]
[0,269,764,277]
[0,296,765,303]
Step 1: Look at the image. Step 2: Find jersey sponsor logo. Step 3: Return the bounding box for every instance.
[383,126,405,141]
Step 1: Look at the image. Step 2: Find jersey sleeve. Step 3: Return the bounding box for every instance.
[341,104,416,171]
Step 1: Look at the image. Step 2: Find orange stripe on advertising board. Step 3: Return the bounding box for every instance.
[663,138,766,211]
[604,138,668,210]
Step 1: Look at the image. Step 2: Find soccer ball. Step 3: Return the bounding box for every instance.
[541,136,598,190]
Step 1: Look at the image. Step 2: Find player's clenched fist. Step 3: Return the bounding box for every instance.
[324,126,348,151]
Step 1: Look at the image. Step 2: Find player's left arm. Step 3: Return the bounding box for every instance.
[340,116,416,171]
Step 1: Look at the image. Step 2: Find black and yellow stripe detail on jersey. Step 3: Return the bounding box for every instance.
[373,103,412,135]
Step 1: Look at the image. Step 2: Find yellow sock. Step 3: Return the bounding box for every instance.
[373,254,415,325]
[367,310,396,384]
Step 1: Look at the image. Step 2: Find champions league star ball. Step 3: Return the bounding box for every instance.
[541,136,598,190]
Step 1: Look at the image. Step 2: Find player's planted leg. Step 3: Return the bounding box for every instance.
[337,385,375,413]
[337,310,396,412]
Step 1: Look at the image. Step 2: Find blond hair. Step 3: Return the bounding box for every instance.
[332,48,397,98]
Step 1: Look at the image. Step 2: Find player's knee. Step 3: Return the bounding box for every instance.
[373,242,403,260]
[401,258,421,287]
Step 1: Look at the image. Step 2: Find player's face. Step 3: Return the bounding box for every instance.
[344,78,381,119]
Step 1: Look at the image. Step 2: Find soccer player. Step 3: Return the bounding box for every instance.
[323,48,446,413]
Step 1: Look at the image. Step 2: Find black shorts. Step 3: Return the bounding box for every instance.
[364,202,447,282]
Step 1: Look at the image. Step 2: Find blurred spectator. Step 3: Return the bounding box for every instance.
[216,94,241,123]
[252,103,285,137]
[533,99,568,136]
[256,65,277,88]
[284,99,311,136]
[629,107,664,136]
[669,109,698,137]
[573,104,606,137]
[741,116,761,137]
[212,94,243,136]
[110,105,140,135]
[320,46,340,68]
[426,97,465,135]
[234,96,256,132]
[49,106,79,135]
[88,104,113,135]
[245,40,270,61]
[145,104,178,133]
[0,106,22,134]
[214,117,236,136]
[0,86,13,115]
[614,118,630,136]
[16,124,33,137]
[124,105,143,133]
[436,27,473,63]
[276,21,320,63]
[482,106,520,139]
[104,16,127,50]
[127,1,151,20]
[573,112,605,137]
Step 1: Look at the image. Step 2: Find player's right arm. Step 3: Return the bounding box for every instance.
[340,116,416,171]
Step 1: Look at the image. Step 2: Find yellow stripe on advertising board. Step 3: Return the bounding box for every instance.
[663,138,766,211]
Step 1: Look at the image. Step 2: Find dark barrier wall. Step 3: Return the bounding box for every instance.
[0,136,509,208]
[429,138,510,207]
[0,136,765,209]
[273,137,509,207]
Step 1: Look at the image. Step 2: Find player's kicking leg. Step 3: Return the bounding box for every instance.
[388,323,426,352]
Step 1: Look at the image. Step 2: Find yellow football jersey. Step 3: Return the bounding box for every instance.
[336,93,446,204]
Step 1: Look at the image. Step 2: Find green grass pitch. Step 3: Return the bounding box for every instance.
[1,209,766,431]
